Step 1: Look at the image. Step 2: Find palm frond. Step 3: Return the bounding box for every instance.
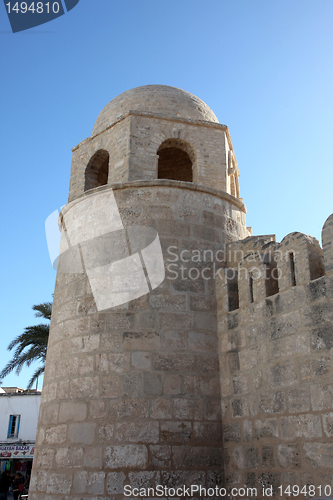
[32,302,52,320]
[27,365,45,390]
[0,302,51,389]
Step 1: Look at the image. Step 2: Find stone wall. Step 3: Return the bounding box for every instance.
[216,219,333,496]
[69,116,131,201]
[29,182,248,499]
[68,112,238,202]
[129,115,229,191]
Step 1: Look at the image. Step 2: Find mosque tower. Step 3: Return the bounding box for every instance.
[29,85,249,498]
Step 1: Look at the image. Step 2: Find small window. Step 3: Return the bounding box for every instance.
[289,252,296,287]
[227,270,239,311]
[7,415,20,439]
[249,272,254,303]
[265,262,279,297]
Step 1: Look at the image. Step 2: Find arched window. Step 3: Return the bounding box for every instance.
[157,139,194,182]
[84,149,109,192]
[228,150,240,198]
[230,175,236,197]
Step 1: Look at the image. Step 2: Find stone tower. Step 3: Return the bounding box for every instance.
[29,85,249,498]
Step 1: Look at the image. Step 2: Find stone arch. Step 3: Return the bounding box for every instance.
[228,150,240,198]
[275,232,324,292]
[84,149,109,192]
[157,139,196,182]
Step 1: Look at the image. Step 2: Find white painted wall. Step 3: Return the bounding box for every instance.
[0,394,41,442]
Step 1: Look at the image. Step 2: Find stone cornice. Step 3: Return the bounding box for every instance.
[72,110,235,154]
[65,179,246,216]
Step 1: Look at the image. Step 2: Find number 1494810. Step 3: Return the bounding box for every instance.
[5,1,60,13]
[278,484,332,497]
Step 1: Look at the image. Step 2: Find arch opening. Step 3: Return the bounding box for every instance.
[157,140,194,182]
[230,175,236,197]
[228,150,240,198]
[84,149,109,192]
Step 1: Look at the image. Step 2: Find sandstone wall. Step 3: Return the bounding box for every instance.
[29,182,248,499]
[217,222,333,496]
[69,117,131,201]
[68,112,236,202]
[129,115,229,192]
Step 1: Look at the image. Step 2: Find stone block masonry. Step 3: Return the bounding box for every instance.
[217,220,333,495]
[30,177,249,499]
[30,85,333,499]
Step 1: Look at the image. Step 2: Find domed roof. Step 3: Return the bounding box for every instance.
[92,85,219,135]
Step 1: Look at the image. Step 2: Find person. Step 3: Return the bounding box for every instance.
[0,471,11,500]
[12,473,23,500]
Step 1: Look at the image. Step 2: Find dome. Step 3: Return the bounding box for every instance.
[92,85,219,135]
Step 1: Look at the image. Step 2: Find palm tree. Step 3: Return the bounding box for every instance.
[0,302,52,389]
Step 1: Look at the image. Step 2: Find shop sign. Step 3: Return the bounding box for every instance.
[0,444,34,459]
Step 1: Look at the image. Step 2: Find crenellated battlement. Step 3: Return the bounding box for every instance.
[216,213,333,495]
[218,216,332,318]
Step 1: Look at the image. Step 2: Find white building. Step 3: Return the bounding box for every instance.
[0,388,41,479]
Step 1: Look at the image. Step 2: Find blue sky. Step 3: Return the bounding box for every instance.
[1,0,333,388]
